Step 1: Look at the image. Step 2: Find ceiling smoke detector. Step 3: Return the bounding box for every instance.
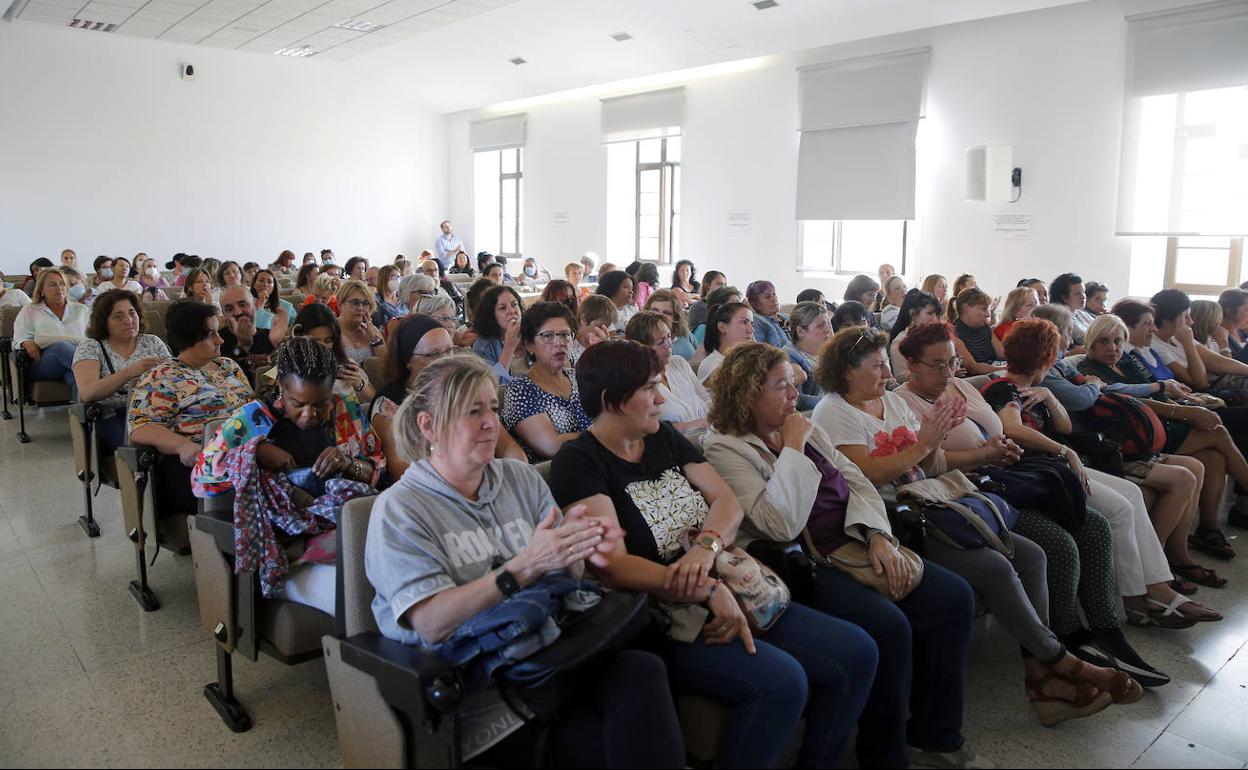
[609,31,632,42]
[752,0,778,8]
[510,56,527,65]
[336,19,387,32]
[68,19,116,31]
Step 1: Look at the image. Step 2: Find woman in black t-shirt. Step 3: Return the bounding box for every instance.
[550,340,877,770]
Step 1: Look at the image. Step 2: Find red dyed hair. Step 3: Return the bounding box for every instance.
[1002,319,1060,375]
[898,322,955,360]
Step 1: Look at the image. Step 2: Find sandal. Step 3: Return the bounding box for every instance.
[1146,594,1223,624]
[1168,577,1199,595]
[1024,671,1112,727]
[1126,598,1198,630]
[1055,658,1144,705]
[1171,563,1228,589]
[1188,528,1236,560]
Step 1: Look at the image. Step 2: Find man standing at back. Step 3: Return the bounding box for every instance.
[434,220,462,269]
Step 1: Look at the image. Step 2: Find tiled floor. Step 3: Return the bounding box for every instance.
[2,406,1247,768]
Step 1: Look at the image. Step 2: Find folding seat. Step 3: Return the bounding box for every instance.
[66,402,121,538]
[2,304,74,444]
[143,299,172,340]
[361,356,388,396]
[0,305,16,422]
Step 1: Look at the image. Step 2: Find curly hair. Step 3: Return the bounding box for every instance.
[897,321,954,360]
[814,326,889,395]
[707,343,787,436]
[86,289,146,341]
[1002,319,1061,375]
[596,270,632,303]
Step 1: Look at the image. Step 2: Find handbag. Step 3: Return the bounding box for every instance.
[897,470,1019,556]
[681,530,791,633]
[1076,392,1166,461]
[1060,431,1127,478]
[801,530,924,601]
[980,454,1089,532]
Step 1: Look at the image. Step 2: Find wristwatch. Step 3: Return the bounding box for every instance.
[694,533,723,555]
[495,569,521,597]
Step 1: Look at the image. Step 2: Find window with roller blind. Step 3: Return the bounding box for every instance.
[606,137,681,264]
[798,220,909,275]
[473,148,523,259]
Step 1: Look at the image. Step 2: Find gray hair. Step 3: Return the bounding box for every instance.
[1084,313,1129,351]
[398,273,437,303]
[392,354,498,463]
[1030,303,1074,338]
[414,293,455,318]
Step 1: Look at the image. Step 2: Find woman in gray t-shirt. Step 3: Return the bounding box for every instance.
[71,290,170,453]
[364,354,684,767]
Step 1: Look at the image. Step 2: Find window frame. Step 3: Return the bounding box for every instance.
[498,147,523,259]
[633,137,680,264]
[1163,235,1244,294]
[796,220,910,276]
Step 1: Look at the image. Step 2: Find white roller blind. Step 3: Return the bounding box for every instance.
[795,48,930,221]
[469,113,526,152]
[1116,2,1248,235]
[601,87,684,144]
[796,122,918,221]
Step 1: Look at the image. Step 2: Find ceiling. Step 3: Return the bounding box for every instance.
[8,0,1097,109]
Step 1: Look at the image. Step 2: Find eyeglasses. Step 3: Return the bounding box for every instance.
[413,347,455,360]
[914,357,963,372]
[536,330,575,344]
[432,314,456,325]
[849,328,877,353]
[344,298,371,309]
[651,334,674,347]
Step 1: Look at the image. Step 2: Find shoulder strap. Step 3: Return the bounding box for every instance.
[97,339,116,376]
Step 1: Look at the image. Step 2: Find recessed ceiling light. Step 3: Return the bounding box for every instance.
[336,19,387,33]
[510,57,527,65]
[274,45,316,57]
[609,31,632,42]
[753,0,778,8]
[67,18,116,31]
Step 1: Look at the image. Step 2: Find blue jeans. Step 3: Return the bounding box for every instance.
[811,560,975,768]
[665,602,878,769]
[31,340,78,400]
[97,412,126,456]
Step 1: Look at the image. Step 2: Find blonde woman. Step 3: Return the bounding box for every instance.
[921,274,949,306]
[994,287,1038,342]
[335,279,385,364]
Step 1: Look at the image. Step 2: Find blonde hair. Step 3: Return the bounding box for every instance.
[645,289,689,337]
[392,354,497,462]
[1084,313,1129,352]
[922,274,947,296]
[1190,300,1223,345]
[578,294,619,328]
[32,268,68,304]
[336,279,376,312]
[1001,287,1038,323]
[312,274,338,298]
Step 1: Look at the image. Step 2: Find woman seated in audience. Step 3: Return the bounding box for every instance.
[697,301,754,385]
[632,262,660,308]
[831,301,868,332]
[408,293,466,345]
[23,257,53,296]
[991,320,1222,624]
[747,280,789,347]
[127,299,252,514]
[0,274,31,309]
[516,256,551,290]
[271,249,297,276]
[880,276,907,331]
[597,270,638,332]
[15,269,89,399]
[184,266,217,306]
[895,322,1171,686]
[250,268,295,346]
[89,256,113,290]
[72,290,171,454]
[951,288,1005,375]
[135,257,170,302]
[243,262,260,286]
[541,278,579,315]
[61,268,88,304]
[1033,303,1219,591]
[1080,281,1108,327]
[292,303,376,403]
[371,317,524,483]
[994,286,1039,342]
[1083,308,1248,559]
[1049,274,1089,349]
[339,257,364,284]
[372,265,406,329]
[1019,278,1049,305]
[844,275,881,328]
[690,285,740,349]
[811,327,1143,721]
[686,270,726,331]
[420,258,463,307]
[645,289,697,360]
[335,280,385,365]
[1150,289,1248,406]
[550,340,878,769]
[564,261,586,291]
[295,263,318,295]
[669,259,700,306]
[364,353,685,768]
[948,274,977,312]
[783,301,832,411]
[448,249,474,276]
[502,302,591,462]
[216,261,244,294]
[93,255,142,297]
[472,283,525,383]
[320,262,344,280]
[921,274,949,308]
[302,273,340,312]
[888,289,943,383]
[570,295,616,366]
[625,311,709,434]
[797,288,833,312]
[1217,288,1248,364]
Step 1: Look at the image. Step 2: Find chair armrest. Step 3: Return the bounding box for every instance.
[192,501,237,554]
[13,346,32,369]
[885,498,927,554]
[746,540,816,604]
[115,445,160,474]
[338,633,462,721]
[69,402,109,424]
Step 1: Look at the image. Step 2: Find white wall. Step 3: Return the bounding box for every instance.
[448,0,1195,303]
[0,20,446,277]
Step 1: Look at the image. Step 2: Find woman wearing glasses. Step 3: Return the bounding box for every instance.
[336,280,387,364]
[502,302,592,462]
[291,303,376,403]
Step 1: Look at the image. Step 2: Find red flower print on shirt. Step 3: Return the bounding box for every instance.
[869,426,919,458]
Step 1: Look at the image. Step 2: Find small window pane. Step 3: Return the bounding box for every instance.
[840,220,905,274]
[639,237,659,261]
[671,166,681,215]
[640,169,661,194]
[501,149,517,174]
[670,213,680,262]
[1174,247,1229,286]
[640,214,660,239]
[666,136,681,163]
[639,138,662,163]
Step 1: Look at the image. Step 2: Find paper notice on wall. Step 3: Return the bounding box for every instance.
[727,210,752,235]
[992,213,1031,239]
[553,212,569,228]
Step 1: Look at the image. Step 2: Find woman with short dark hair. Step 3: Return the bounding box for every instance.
[471,284,525,383]
[502,301,590,462]
[597,270,638,331]
[550,340,879,769]
[888,289,943,382]
[671,259,700,305]
[1149,288,1248,404]
[746,280,789,348]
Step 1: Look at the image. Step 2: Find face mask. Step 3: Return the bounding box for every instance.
[2,282,13,290]
[99,268,113,280]
[69,284,87,300]
[387,278,401,293]
[524,267,537,277]
[144,267,159,279]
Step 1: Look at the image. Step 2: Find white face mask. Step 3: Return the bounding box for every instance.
[99,268,113,280]
[69,283,87,300]
[387,278,401,293]
[144,267,159,279]
[524,266,537,277]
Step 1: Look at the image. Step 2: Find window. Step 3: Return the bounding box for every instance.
[1164,235,1245,296]
[606,136,680,264]
[798,220,909,275]
[473,148,523,257]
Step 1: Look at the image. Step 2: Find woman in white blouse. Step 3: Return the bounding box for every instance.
[14,269,90,399]
[625,311,710,433]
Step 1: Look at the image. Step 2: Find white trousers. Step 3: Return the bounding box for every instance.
[1086,468,1172,596]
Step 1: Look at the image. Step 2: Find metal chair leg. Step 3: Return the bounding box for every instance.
[0,345,12,421]
[127,467,159,611]
[78,418,100,538]
[14,361,29,444]
[203,644,252,733]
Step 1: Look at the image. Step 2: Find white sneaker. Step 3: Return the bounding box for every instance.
[909,745,996,769]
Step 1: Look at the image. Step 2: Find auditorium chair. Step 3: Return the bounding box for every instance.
[361,356,388,397]
[66,402,121,538]
[1,304,74,444]
[0,305,15,421]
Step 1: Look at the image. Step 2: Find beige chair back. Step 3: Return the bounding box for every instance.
[339,496,381,637]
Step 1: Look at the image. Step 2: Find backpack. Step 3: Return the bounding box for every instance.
[1077,392,1167,461]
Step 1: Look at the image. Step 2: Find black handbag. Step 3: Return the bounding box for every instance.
[1060,431,1127,477]
[979,453,1088,532]
[495,590,655,721]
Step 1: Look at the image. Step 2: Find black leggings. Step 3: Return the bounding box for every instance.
[478,650,685,769]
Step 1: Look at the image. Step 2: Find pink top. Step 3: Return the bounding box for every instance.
[635,281,654,309]
[896,377,1004,452]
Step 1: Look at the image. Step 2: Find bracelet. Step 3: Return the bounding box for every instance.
[698,529,725,547]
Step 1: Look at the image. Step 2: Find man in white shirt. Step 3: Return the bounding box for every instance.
[433,221,463,269]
